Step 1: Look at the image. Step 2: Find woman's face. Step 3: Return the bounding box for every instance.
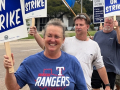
[44,25,65,53]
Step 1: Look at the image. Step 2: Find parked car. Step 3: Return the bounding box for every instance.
[94,26,99,31]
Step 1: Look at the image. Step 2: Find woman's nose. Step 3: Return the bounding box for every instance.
[51,37,55,41]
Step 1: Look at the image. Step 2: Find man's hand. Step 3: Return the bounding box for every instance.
[89,36,94,40]
[99,26,103,30]
[29,26,38,36]
[105,86,111,90]
[113,20,118,30]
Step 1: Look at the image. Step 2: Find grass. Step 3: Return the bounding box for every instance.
[88,31,97,36]
[23,34,43,39]
[23,31,97,39]
[67,31,97,37]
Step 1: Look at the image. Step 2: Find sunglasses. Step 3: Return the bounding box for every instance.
[76,14,87,19]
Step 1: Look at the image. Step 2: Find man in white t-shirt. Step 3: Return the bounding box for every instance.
[29,13,110,90]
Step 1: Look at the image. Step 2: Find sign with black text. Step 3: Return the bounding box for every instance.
[93,0,104,23]
[0,0,27,43]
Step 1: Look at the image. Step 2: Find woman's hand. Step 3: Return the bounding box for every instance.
[4,53,14,69]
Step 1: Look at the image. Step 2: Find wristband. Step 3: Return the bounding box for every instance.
[105,83,110,87]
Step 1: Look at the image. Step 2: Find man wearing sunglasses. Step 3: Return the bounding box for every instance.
[29,13,110,90]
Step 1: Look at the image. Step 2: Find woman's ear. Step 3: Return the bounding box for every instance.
[63,37,65,43]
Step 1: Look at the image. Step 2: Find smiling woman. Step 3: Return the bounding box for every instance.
[3,18,88,90]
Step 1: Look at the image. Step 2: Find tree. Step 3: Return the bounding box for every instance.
[47,0,86,18]
[83,0,93,15]
[76,0,93,15]
[26,19,31,30]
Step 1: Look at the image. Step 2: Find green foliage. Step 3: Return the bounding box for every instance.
[88,31,97,36]
[22,31,97,39]
[83,0,93,15]
[90,24,94,30]
[67,31,97,37]
[23,34,43,39]
[72,3,86,15]
[26,19,30,30]
[76,0,93,15]
[68,33,76,37]
[47,0,86,18]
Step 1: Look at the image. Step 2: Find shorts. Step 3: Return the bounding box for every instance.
[91,70,116,90]
[115,74,120,87]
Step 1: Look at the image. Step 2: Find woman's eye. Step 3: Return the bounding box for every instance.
[48,35,51,37]
[55,36,60,39]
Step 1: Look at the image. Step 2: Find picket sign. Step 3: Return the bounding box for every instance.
[4,42,14,73]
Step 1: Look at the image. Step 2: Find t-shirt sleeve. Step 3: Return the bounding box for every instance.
[93,31,97,41]
[92,43,104,69]
[73,58,88,90]
[14,61,28,88]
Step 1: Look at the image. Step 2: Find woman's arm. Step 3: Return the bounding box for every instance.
[4,54,20,90]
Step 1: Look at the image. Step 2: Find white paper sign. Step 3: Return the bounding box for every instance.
[0,0,28,43]
[93,0,104,7]
[93,0,104,23]
[24,0,47,19]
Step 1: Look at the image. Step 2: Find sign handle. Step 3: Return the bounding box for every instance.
[113,15,116,29]
[32,18,35,26]
[100,23,102,27]
[4,42,14,73]
[100,23,103,30]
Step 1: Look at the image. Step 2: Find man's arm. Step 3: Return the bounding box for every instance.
[115,26,120,44]
[114,20,120,44]
[97,67,110,90]
[4,54,20,90]
[29,26,45,49]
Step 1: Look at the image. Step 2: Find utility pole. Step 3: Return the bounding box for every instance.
[81,0,82,13]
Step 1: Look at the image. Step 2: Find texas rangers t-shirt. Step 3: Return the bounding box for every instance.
[15,51,87,90]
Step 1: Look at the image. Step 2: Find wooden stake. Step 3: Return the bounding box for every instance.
[113,15,116,21]
[4,42,14,73]
[100,23,102,27]
[113,15,116,29]
[32,18,35,26]
[63,0,76,16]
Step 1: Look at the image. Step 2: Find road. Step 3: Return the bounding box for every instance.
[0,39,42,90]
[0,39,116,90]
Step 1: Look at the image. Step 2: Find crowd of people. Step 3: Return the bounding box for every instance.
[3,13,120,90]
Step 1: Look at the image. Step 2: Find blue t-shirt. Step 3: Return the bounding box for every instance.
[15,51,87,90]
[93,30,120,74]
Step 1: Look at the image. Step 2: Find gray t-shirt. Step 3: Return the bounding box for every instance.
[61,36,104,90]
[93,30,120,74]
